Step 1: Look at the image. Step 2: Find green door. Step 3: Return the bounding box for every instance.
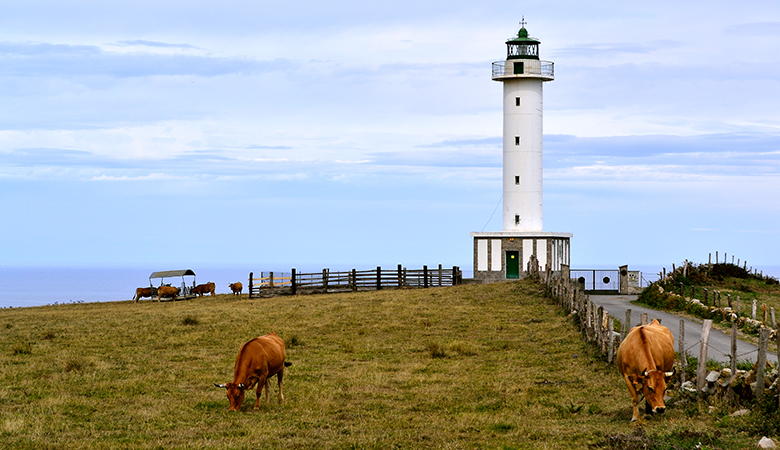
[506,251,520,279]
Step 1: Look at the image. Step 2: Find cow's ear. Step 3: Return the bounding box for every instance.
[214,383,227,389]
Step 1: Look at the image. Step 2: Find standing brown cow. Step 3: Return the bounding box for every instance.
[229,282,243,295]
[192,282,216,296]
[616,319,675,422]
[133,286,157,302]
[156,285,180,301]
[214,333,292,411]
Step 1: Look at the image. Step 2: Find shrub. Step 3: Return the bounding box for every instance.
[427,343,447,358]
[181,316,199,326]
[12,343,32,355]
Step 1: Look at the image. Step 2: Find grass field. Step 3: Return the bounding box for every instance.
[0,280,758,448]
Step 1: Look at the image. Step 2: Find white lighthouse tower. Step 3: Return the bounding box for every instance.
[471,20,572,282]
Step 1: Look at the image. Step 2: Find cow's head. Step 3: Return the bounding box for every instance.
[214,383,246,411]
[636,369,674,414]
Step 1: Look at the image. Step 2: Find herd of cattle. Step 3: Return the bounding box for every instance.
[132,281,244,302]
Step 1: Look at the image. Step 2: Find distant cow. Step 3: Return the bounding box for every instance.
[214,333,292,411]
[229,282,243,295]
[133,286,157,302]
[156,285,180,301]
[192,282,216,297]
[616,319,675,422]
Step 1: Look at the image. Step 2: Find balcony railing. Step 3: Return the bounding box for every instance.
[491,60,554,78]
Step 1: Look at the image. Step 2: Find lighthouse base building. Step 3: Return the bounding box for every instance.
[471,232,571,282]
[471,21,572,283]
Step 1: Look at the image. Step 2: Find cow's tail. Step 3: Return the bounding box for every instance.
[284,361,293,367]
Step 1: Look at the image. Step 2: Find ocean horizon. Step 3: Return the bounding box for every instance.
[1,263,777,309]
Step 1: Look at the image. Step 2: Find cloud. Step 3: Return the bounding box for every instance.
[114,40,199,49]
[552,40,681,57]
[0,41,289,78]
[727,22,780,36]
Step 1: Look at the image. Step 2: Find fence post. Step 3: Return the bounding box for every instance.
[438,264,443,286]
[703,289,709,306]
[697,320,713,393]
[248,272,254,299]
[771,307,777,328]
[756,327,769,398]
[727,293,732,308]
[269,271,274,288]
[376,266,382,290]
[752,300,757,320]
[595,306,604,354]
[640,313,648,326]
[323,269,329,291]
[679,320,686,386]
[423,265,429,288]
[607,316,615,363]
[290,268,297,295]
[730,322,737,375]
[351,269,357,292]
[623,309,632,341]
[397,264,403,287]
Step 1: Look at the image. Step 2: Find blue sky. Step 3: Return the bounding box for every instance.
[1,1,779,272]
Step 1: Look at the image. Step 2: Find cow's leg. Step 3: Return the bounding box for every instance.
[277,370,285,404]
[623,375,641,422]
[253,375,268,410]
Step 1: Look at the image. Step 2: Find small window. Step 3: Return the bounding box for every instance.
[515,97,521,106]
[514,215,520,225]
[514,136,520,146]
[514,176,520,185]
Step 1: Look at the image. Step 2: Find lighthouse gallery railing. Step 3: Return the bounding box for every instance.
[491,61,554,78]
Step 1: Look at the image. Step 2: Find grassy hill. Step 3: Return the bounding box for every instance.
[0,280,756,448]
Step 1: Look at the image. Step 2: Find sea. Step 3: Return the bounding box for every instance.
[1,264,778,309]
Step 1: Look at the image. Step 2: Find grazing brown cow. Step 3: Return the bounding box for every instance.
[133,286,157,302]
[156,285,180,301]
[214,333,292,411]
[229,282,243,295]
[192,282,216,296]
[616,319,675,422]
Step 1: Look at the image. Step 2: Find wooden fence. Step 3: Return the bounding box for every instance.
[539,265,779,403]
[248,265,463,298]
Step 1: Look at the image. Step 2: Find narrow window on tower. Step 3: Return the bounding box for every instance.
[515,97,521,106]
[514,136,520,146]
[514,215,520,225]
[514,175,520,185]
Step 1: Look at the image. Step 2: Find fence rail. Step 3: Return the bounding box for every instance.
[248,265,462,298]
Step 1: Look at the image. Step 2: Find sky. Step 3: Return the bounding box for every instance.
[1,1,779,273]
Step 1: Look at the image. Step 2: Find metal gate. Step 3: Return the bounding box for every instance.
[571,269,620,294]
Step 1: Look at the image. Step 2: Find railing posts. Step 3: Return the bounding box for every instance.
[756,327,769,398]
[248,272,253,299]
[323,268,329,291]
[376,266,382,290]
[423,265,429,288]
[269,271,274,288]
[438,264,443,287]
[351,269,357,292]
[290,268,297,295]
[397,264,403,287]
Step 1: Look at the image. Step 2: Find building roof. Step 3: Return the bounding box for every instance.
[149,269,196,279]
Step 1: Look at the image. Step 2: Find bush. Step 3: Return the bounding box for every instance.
[181,316,199,326]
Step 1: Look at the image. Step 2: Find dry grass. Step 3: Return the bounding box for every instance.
[0,280,754,448]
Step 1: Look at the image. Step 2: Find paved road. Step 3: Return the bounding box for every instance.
[590,295,776,364]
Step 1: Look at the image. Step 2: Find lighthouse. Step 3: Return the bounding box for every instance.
[471,20,572,282]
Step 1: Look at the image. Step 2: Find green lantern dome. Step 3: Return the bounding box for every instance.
[505,18,540,60]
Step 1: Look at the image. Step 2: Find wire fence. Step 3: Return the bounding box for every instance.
[538,265,780,405]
